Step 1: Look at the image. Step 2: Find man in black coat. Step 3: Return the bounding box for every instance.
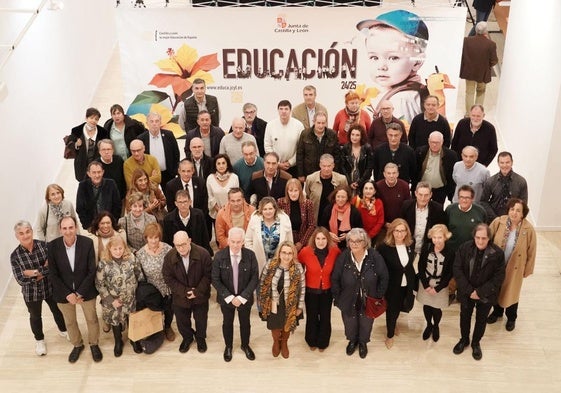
[76,161,121,230]
[372,122,417,186]
[184,110,224,159]
[182,78,220,132]
[137,112,180,190]
[453,223,505,361]
[400,182,448,254]
[240,102,267,157]
[96,139,126,200]
[185,137,213,181]
[162,189,212,256]
[48,216,101,363]
[212,227,259,362]
[414,131,459,204]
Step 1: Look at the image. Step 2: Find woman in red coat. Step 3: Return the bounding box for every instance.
[351,180,384,246]
[298,227,341,351]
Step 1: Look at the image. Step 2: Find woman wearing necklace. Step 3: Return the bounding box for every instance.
[206,154,239,233]
[340,124,374,197]
[95,236,141,357]
[118,192,156,254]
[245,197,293,274]
[487,198,536,332]
[135,223,175,346]
[259,241,305,358]
[319,185,363,250]
[87,211,127,264]
[277,178,315,252]
[126,168,167,224]
[351,180,384,246]
[377,218,416,349]
[36,184,78,242]
[332,92,372,146]
[67,107,109,181]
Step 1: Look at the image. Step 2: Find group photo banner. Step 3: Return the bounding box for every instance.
[117,5,466,137]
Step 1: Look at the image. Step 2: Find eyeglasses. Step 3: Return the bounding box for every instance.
[243,110,256,115]
[174,240,191,248]
[348,239,363,244]
[458,196,473,200]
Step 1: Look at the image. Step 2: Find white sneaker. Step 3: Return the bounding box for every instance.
[35,340,47,356]
[58,330,69,340]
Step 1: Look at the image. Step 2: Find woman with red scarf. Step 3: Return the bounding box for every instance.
[332,91,372,146]
[319,185,363,250]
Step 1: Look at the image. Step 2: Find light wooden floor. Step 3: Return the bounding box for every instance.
[2,10,560,393]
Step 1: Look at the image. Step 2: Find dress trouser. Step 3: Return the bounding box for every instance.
[492,302,519,321]
[25,296,66,340]
[460,298,492,345]
[465,80,487,114]
[57,298,99,347]
[220,303,251,347]
[173,302,209,341]
[305,291,333,349]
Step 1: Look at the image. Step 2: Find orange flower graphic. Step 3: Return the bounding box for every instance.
[149,44,220,98]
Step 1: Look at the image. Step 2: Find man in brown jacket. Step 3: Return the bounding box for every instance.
[460,21,498,115]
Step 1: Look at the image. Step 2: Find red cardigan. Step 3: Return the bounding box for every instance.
[298,246,341,290]
[351,196,385,239]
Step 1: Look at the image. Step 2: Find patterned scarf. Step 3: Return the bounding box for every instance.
[259,258,301,333]
[501,218,520,249]
[353,196,378,216]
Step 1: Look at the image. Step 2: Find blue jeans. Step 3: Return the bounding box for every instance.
[469,9,492,36]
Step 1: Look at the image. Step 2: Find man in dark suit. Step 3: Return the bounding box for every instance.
[162,231,212,354]
[212,227,259,362]
[460,21,498,115]
[241,102,267,157]
[76,161,122,230]
[372,122,417,186]
[246,152,291,207]
[414,131,459,204]
[185,137,212,181]
[453,223,505,361]
[184,110,224,159]
[165,159,211,239]
[183,78,220,132]
[401,182,448,255]
[48,216,102,363]
[138,112,180,190]
[162,189,212,255]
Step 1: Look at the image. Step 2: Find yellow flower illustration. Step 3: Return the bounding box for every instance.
[149,44,220,98]
[131,103,184,139]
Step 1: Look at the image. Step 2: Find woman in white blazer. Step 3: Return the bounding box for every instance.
[245,196,293,274]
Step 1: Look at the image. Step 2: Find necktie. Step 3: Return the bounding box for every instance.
[232,254,240,294]
[184,182,191,199]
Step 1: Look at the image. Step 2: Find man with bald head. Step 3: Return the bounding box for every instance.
[368,100,407,148]
[414,131,459,204]
[186,137,212,181]
[162,230,212,354]
[123,139,161,189]
[219,117,257,165]
[452,146,490,203]
[138,112,180,190]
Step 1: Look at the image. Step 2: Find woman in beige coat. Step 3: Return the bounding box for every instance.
[488,198,536,331]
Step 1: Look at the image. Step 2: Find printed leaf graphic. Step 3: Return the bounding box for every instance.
[130,90,170,105]
[191,53,220,74]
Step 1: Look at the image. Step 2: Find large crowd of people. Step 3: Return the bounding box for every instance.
[10,16,536,364]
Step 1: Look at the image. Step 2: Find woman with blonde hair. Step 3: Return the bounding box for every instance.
[95,236,141,357]
[245,196,293,274]
[277,178,315,251]
[377,218,416,349]
[258,241,305,358]
[36,184,78,242]
[417,224,454,342]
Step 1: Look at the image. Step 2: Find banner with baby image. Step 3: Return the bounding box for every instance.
[116,5,466,136]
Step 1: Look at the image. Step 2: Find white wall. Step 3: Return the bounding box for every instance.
[496,0,561,229]
[0,1,117,298]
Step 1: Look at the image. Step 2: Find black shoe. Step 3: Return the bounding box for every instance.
[422,325,433,340]
[223,346,233,362]
[241,345,256,361]
[432,326,440,342]
[114,340,123,357]
[90,344,103,362]
[196,338,207,353]
[179,338,193,353]
[506,320,516,331]
[346,341,357,356]
[130,340,143,354]
[68,345,84,363]
[472,343,483,360]
[358,343,368,359]
[487,314,500,324]
[453,339,469,355]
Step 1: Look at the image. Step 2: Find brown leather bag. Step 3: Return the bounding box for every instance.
[63,135,76,159]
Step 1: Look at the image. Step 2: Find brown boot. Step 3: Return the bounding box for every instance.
[280,330,290,359]
[271,329,281,357]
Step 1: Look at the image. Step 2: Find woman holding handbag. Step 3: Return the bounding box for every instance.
[377,218,416,349]
[331,228,388,358]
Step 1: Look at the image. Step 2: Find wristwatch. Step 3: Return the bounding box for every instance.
[33,270,39,277]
